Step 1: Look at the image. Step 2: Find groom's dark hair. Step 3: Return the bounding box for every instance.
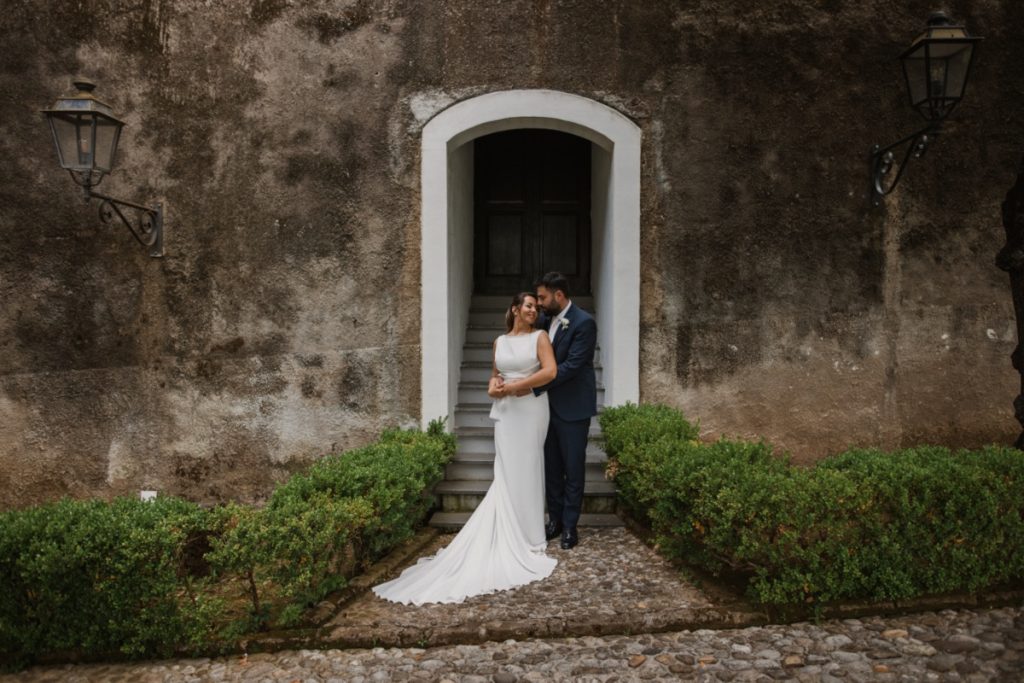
[534,272,570,298]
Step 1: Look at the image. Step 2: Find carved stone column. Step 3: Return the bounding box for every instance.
[996,156,1024,449]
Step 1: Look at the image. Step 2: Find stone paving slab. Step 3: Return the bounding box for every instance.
[321,527,762,649]
[6,605,1024,681]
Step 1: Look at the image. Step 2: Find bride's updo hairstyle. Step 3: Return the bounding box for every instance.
[505,292,537,332]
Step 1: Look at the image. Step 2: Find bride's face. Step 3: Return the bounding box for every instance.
[515,296,539,325]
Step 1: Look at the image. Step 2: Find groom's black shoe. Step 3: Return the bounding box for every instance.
[560,528,579,550]
[545,520,563,541]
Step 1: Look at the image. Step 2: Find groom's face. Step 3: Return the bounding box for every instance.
[536,286,564,316]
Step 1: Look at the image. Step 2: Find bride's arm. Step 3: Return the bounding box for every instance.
[504,334,557,394]
[488,339,507,398]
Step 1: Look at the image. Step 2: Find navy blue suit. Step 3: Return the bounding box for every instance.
[535,303,597,531]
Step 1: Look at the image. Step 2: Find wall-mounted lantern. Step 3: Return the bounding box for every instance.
[869,11,982,206]
[42,79,163,257]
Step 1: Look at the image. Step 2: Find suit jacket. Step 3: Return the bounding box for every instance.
[535,303,598,422]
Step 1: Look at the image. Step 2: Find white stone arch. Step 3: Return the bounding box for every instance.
[420,89,641,427]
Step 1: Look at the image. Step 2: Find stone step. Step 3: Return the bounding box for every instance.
[462,344,496,363]
[459,362,604,384]
[457,381,605,403]
[461,343,608,367]
[435,479,617,496]
[454,405,496,429]
[469,310,511,327]
[456,444,606,458]
[455,439,607,459]
[456,423,601,442]
[459,365,494,384]
[449,450,608,464]
[454,427,605,455]
[429,511,621,530]
[456,348,598,374]
[455,401,606,428]
[464,329,604,365]
[465,325,510,344]
[436,480,616,514]
[445,457,609,482]
[457,383,492,404]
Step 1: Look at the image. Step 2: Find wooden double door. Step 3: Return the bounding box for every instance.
[473,129,591,296]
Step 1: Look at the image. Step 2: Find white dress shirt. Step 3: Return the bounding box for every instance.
[547,301,572,344]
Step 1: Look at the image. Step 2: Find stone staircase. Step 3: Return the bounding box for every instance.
[429,294,620,530]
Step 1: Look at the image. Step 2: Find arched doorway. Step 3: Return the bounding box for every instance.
[420,89,641,427]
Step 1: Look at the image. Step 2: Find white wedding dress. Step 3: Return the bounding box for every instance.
[373,329,556,605]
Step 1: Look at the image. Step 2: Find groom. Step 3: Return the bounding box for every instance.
[532,272,598,550]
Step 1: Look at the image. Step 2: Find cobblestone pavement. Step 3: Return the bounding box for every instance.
[324,527,731,648]
[6,606,1024,681]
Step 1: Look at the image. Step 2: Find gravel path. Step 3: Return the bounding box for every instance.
[324,527,729,648]
[6,606,1024,681]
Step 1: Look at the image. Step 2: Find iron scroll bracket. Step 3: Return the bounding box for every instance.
[869,122,941,207]
[78,178,164,257]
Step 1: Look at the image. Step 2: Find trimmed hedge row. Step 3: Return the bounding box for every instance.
[0,423,454,667]
[0,496,215,662]
[600,403,1024,607]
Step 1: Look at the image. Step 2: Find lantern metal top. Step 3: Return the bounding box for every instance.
[903,11,971,50]
[41,79,123,123]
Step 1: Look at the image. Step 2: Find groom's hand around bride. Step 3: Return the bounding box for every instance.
[502,380,531,397]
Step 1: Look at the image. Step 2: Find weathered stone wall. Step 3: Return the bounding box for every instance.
[1,0,1021,507]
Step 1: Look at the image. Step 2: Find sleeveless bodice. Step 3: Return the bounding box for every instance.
[495,330,542,380]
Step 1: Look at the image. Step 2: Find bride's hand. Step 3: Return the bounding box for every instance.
[488,377,506,398]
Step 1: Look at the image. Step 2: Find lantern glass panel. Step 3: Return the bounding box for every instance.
[48,112,97,170]
[944,45,974,99]
[902,45,928,109]
[93,116,121,172]
[76,116,95,167]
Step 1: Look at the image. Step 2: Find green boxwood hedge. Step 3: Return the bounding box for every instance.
[0,422,454,668]
[600,403,1024,607]
[0,496,216,663]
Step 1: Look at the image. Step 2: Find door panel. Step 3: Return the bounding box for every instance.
[486,215,523,275]
[542,214,579,276]
[474,129,591,295]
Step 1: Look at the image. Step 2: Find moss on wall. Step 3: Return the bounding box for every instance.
[1,0,1021,506]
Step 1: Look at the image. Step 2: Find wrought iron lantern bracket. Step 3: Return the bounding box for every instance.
[80,181,163,258]
[869,121,940,206]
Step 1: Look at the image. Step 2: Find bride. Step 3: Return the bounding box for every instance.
[373,292,558,605]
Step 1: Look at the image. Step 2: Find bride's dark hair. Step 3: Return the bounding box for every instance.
[506,292,537,332]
